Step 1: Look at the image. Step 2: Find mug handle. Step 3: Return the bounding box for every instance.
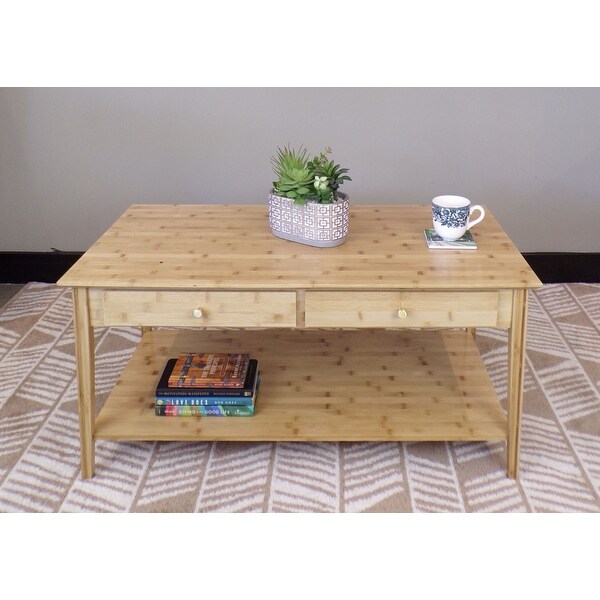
[467,204,485,230]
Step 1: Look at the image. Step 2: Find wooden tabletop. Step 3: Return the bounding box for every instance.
[57,204,542,290]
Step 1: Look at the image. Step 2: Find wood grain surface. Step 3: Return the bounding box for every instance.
[95,328,507,442]
[58,204,542,290]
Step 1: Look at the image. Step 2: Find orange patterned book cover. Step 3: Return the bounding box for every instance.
[167,352,250,388]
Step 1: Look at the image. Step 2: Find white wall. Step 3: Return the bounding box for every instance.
[1,87,599,252]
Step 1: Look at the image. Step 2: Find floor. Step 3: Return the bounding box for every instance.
[0,284,25,308]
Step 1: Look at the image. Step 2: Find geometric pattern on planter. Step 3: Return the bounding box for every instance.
[267,191,349,248]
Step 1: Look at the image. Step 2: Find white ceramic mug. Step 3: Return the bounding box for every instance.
[432,195,485,241]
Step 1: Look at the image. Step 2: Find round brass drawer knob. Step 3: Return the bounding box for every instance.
[193,308,204,319]
[397,308,408,319]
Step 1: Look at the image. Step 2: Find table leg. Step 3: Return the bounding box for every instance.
[73,288,96,479]
[507,289,528,478]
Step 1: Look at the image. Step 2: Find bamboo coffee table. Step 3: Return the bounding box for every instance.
[57,204,542,479]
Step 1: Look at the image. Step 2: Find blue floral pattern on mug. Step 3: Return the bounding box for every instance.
[432,204,469,228]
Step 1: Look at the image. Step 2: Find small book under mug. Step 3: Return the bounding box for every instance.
[423,228,477,250]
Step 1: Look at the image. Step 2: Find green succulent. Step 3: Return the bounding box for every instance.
[307,147,352,202]
[271,146,314,203]
[271,145,351,205]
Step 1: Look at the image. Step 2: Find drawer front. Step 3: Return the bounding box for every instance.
[305,291,511,328]
[98,290,297,327]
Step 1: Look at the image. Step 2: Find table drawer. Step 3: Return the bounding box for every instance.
[305,291,511,328]
[96,290,297,327]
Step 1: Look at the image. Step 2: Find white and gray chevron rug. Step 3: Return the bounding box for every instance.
[1,282,599,512]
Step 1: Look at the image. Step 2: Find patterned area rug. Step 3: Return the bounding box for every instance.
[1,282,599,512]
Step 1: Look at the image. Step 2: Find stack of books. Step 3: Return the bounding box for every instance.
[154,352,260,417]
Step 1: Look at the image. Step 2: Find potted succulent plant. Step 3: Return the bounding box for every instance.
[268,145,351,247]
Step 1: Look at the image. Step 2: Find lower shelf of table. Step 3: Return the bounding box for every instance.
[94,328,508,443]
